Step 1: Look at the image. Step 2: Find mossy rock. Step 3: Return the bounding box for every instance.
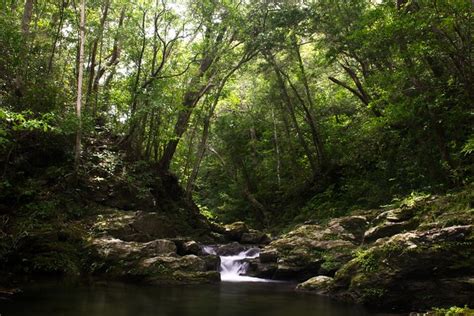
[296,276,334,295]
[331,225,474,311]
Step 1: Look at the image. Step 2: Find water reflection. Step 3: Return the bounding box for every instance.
[0,281,377,316]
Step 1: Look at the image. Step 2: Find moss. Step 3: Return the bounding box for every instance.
[359,287,386,302]
[354,249,379,272]
[429,306,474,316]
[321,258,340,272]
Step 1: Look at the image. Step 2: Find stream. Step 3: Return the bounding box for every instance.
[0,245,383,316]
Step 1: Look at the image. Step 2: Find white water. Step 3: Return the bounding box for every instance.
[203,246,272,283]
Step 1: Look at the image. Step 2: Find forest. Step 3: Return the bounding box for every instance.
[0,0,473,315]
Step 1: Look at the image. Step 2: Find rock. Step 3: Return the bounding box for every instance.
[130,211,177,238]
[209,221,226,234]
[182,240,201,255]
[215,242,246,256]
[202,255,221,271]
[245,247,260,257]
[209,232,226,243]
[260,224,356,280]
[331,225,474,311]
[274,255,322,280]
[92,210,178,242]
[259,249,278,263]
[224,222,249,241]
[244,258,277,279]
[88,235,221,285]
[169,271,221,284]
[240,229,271,245]
[363,220,417,243]
[138,256,220,284]
[140,255,206,272]
[91,237,176,260]
[373,207,415,224]
[296,276,334,295]
[327,216,368,243]
[173,239,202,256]
[0,287,22,299]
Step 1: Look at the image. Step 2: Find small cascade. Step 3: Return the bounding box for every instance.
[203,246,271,282]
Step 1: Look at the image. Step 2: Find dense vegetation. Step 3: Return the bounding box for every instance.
[0,1,473,313]
[1,0,472,229]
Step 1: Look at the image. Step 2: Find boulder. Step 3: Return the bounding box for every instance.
[91,237,176,260]
[363,220,417,243]
[331,225,474,311]
[373,207,415,225]
[244,258,277,279]
[173,239,202,256]
[326,216,368,243]
[259,224,356,280]
[209,221,226,234]
[296,276,334,295]
[88,237,220,285]
[136,255,220,284]
[182,240,201,255]
[92,210,178,242]
[241,229,271,244]
[215,242,246,256]
[224,222,249,241]
[140,255,206,272]
[202,254,221,271]
[259,249,278,263]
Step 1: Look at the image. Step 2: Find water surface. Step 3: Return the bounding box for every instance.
[0,281,380,316]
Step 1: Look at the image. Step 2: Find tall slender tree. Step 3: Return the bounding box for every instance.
[75,0,85,168]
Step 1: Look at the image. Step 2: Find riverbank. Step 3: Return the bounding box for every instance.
[244,187,473,313]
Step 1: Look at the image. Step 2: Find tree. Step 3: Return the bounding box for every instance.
[75,0,85,168]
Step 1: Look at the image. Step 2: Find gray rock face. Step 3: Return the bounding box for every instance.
[202,255,221,271]
[330,225,474,310]
[241,229,271,244]
[327,216,368,243]
[296,276,334,295]
[92,237,177,259]
[92,210,178,242]
[215,242,247,256]
[224,222,249,241]
[363,220,417,242]
[139,255,206,272]
[253,224,357,280]
[89,237,220,284]
[259,249,278,263]
[173,239,202,256]
[244,258,277,279]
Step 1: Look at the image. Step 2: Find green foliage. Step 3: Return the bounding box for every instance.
[354,249,378,273]
[431,306,474,316]
[0,0,472,242]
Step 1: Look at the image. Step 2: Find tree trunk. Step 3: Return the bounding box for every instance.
[21,0,34,35]
[292,35,325,168]
[158,81,214,170]
[75,0,85,169]
[86,0,110,110]
[271,108,281,188]
[266,53,318,176]
[47,0,68,72]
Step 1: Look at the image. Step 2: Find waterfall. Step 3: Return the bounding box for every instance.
[203,246,271,282]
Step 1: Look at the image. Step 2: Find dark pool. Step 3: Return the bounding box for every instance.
[0,281,384,316]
